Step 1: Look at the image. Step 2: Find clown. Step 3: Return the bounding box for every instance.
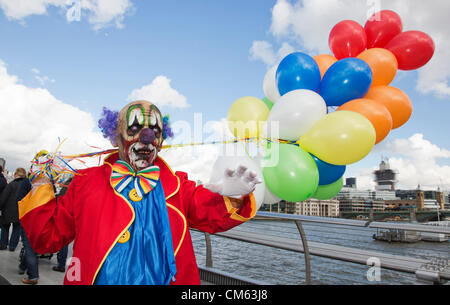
[19,100,260,285]
[117,101,165,170]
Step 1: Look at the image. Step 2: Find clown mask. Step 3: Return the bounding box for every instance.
[116,101,164,171]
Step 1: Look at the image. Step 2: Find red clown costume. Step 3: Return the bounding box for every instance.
[18,100,258,285]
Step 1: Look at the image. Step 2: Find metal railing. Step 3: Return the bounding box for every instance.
[194,211,450,285]
[199,266,269,285]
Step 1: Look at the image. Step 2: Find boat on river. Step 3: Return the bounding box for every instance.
[420,232,448,242]
[373,229,421,243]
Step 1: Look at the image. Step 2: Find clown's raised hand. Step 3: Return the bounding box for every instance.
[204,165,262,199]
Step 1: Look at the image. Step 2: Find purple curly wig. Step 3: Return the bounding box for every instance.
[98,107,174,146]
[98,107,119,146]
[162,115,174,139]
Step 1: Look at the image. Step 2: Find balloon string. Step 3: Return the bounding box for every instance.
[160,137,258,149]
[160,136,298,150]
[59,137,299,159]
[239,139,252,160]
[30,136,300,183]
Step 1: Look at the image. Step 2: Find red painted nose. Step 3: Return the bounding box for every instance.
[139,128,156,145]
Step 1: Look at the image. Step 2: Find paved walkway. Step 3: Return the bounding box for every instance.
[0,245,69,285]
[1,244,212,285]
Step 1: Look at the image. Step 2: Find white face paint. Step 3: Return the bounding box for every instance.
[127,107,145,127]
[127,141,157,170]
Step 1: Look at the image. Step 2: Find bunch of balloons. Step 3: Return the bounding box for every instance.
[225,10,435,207]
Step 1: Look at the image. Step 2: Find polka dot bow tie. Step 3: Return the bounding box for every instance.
[111,160,160,198]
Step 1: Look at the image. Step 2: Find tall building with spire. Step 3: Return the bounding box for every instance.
[373,158,397,191]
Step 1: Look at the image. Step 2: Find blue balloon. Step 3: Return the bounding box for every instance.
[319,58,372,107]
[276,52,321,96]
[311,154,346,185]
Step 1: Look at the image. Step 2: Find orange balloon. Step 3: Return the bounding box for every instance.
[365,86,412,129]
[338,98,393,144]
[357,48,398,86]
[314,54,338,79]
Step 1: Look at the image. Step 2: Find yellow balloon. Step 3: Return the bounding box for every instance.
[299,111,376,165]
[227,96,269,138]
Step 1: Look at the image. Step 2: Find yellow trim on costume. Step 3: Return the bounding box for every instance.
[157,156,176,176]
[223,196,238,215]
[102,152,117,166]
[18,184,55,219]
[166,203,187,257]
[165,175,180,200]
[157,157,185,256]
[224,193,257,223]
[156,156,181,200]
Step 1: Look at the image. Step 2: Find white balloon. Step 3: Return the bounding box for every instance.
[265,89,327,141]
[209,155,265,210]
[263,66,281,103]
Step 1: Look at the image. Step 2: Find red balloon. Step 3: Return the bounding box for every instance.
[364,10,403,48]
[385,31,435,70]
[329,20,367,60]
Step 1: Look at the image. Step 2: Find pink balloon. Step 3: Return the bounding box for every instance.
[365,10,403,48]
[329,20,367,60]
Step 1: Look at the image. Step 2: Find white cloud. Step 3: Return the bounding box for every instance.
[159,145,219,185]
[81,0,134,30]
[250,40,295,67]
[260,0,450,97]
[0,0,63,20]
[31,68,55,86]
[159,118,251,184]
[270,0,293,37]
[0,60,112,172]
[159,143,257,187]
[355,134,450,190]
[0,60,235,184]
[0,0,134,30]
[0,61,225,183]
[250,41,277,67]
[127,75,189,109]
[158,119,226,184]
[353,167,377,190]
[386,133,450,160]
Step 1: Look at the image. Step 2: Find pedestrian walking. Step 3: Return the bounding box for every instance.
[16,174,39,285]
[0,165,7,195]
[0,168,26,251]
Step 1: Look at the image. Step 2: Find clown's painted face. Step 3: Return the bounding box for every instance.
[117,100,164,171]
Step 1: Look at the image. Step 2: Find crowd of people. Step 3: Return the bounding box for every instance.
[0,163,70,285]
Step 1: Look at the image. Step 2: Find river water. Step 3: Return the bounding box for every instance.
[190,219,449,285]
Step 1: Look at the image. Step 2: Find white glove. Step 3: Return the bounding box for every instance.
[204,165,262,199]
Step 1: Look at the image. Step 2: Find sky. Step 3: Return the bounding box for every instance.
[0,0,449,192]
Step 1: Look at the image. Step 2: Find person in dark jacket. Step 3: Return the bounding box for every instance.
[16,174,39,284]
[0,168,27,251]
[0,166,7,195]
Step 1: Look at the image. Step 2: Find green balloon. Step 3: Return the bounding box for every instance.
[262,97,274,110]
[263,143,319,202]
[312,177,343,200]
